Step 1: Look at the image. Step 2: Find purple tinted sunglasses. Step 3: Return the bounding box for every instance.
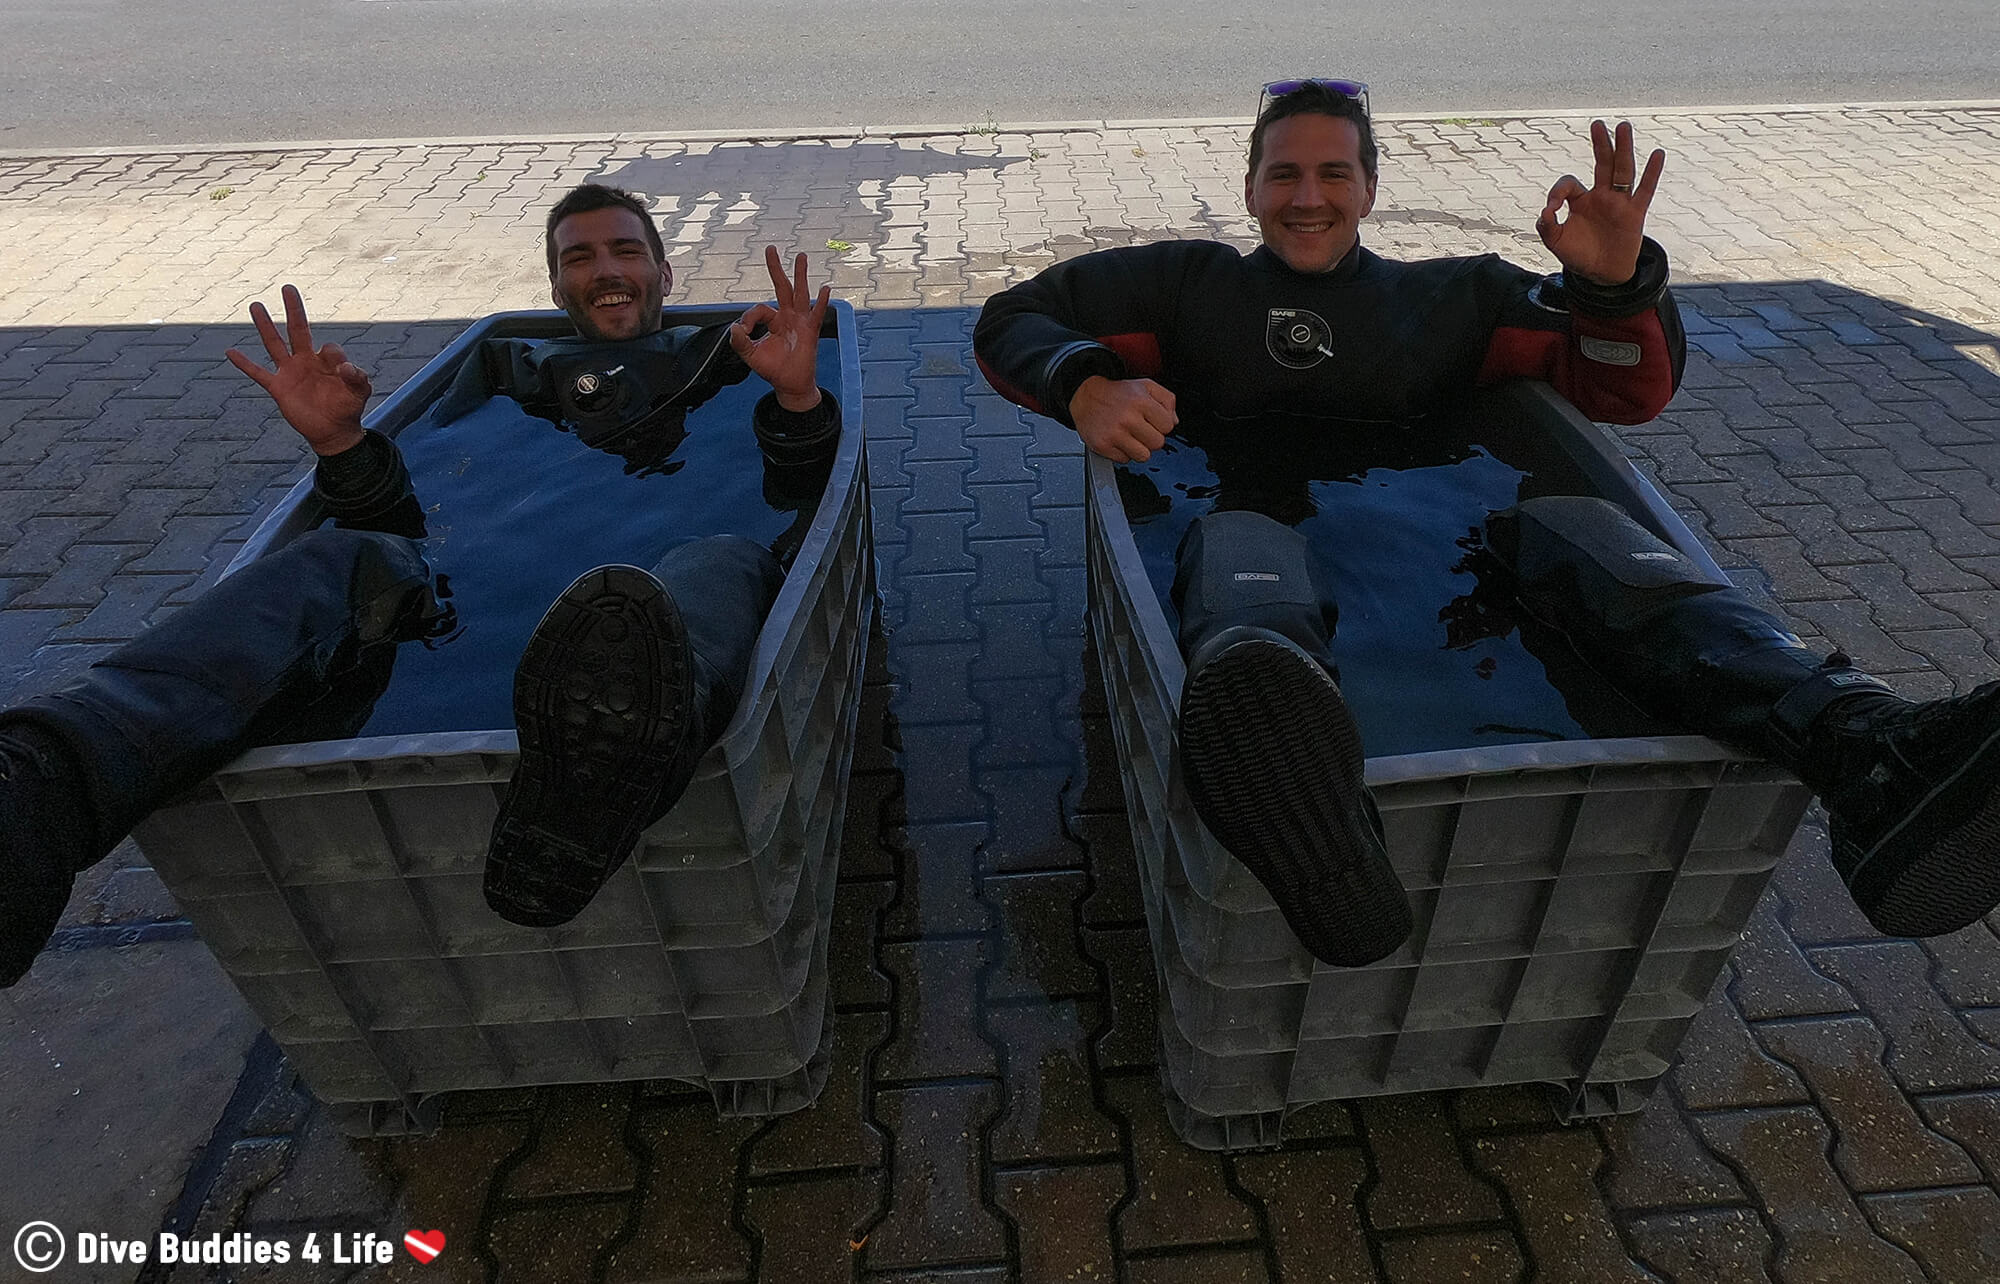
[1259,78,1371,119]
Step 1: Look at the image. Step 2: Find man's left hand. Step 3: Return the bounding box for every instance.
[1535,120,1666,287]
[731,245,831,412]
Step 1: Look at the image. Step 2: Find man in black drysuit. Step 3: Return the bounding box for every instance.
[973,82,2000,966]
[0,183,841,984]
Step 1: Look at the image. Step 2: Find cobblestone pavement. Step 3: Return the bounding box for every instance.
[2,105,1999,1282]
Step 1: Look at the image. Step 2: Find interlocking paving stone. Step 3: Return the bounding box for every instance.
[987,1000,1120,1162]
[1920,925,2000,1006]
[1597,1096,1747,1208]
[891,510,978,575]
[880,821,987,938]
[741,1172,882,1284]
[487,1201,632,1284]
[892,723,984,824]
[1122,1251,1272,1284]
[966,537,1052,604]
[890,641,982,724]
[8,537,133,605]
[850,686,900,778]
[1353,1095,1504,1231]
[885,570,981,642]
[745,1012,889,1175]
[877,938,997,1081]
[1764,816,1883,943]
[870,1082,1006,1269]
[968,603,1064,681]
[1076,813,1146,927]
[501,1086,639,1200]
[1104,1075,1260,1251]
[1624,1208,1775,1284]
[1467,1128,1666,1284]
[829,880,895,1008]
[1230,1147,1374,1284]
[984,872,1097,1001]
[1755,1016,1983,1191]
[1861,1187,2000,1284]
[1810,942,2000,1091]
[604,1098,758,1283]
[978,764,1084,872]
[1375,1229,1524,1284]
[973,678,1071,770]
[1912,1093,2000,1186]
[1668,988,1810,1110]
[54,567,197,640]
[992,1162,1124,1282]
[1084,930,1163,1070]
[1691,1107,1930,1284]
[1727,898,1861,1020]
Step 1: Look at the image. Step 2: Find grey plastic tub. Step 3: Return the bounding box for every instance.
[130,304,873,1136]
[1085,380,1812,1150]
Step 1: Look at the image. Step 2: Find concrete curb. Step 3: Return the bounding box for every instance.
[4,100,1996,162]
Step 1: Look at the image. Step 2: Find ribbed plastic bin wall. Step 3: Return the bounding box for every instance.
[130,304,873,1136]
[1085,380,1812,1151]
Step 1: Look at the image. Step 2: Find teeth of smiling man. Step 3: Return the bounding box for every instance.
[593,292,633,306]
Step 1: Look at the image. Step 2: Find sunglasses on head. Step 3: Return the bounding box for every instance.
[1259,78,1371,120]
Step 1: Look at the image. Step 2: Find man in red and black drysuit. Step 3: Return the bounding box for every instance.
[974,81,2000,967]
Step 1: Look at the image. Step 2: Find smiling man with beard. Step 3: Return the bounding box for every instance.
[0,184,842,982]
[975,80,2000,968]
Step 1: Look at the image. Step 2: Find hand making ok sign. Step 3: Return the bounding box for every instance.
[729,245,833,413]
[225,284,371,456]
[1535,120,1667,287]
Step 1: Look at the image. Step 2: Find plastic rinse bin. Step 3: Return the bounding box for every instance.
[1085,380,1812,1150]
[129,304,874,1136]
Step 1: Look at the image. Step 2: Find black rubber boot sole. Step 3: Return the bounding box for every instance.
[485,565,694,928]
[1178,628,1413,967]
[1845,708,2000,938]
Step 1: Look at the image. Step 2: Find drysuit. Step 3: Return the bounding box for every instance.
[972,237,1879,754]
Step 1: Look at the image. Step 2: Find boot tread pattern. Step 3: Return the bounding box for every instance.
[485,565,694,927]
[1179,636,1412,967]
[1852,714,2000,938]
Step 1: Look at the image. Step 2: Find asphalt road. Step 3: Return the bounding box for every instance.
[4,0,1997,149]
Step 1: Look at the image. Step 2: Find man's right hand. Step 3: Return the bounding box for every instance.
[1070,375,1178,463]
[226,284,371,456]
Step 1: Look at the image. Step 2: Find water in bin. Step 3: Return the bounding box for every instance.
[1118,414,1671,758]
[341,336,842,738]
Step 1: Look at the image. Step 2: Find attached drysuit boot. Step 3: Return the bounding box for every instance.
[1172,510,1412,967]
[0,720,96,987]
[0,526,435,985]
[1486,495,2000,938]
[1773,670,2000,938]
[485,536,782,927]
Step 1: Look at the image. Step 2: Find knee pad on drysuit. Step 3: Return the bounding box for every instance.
[1485,496,1834,746]
[1171,510,1340,673]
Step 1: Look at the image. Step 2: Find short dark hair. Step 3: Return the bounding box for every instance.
[543,183,665,278]
[1247,83,1378,181]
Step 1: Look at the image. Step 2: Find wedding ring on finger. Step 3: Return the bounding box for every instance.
[1611,181,1634,193]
